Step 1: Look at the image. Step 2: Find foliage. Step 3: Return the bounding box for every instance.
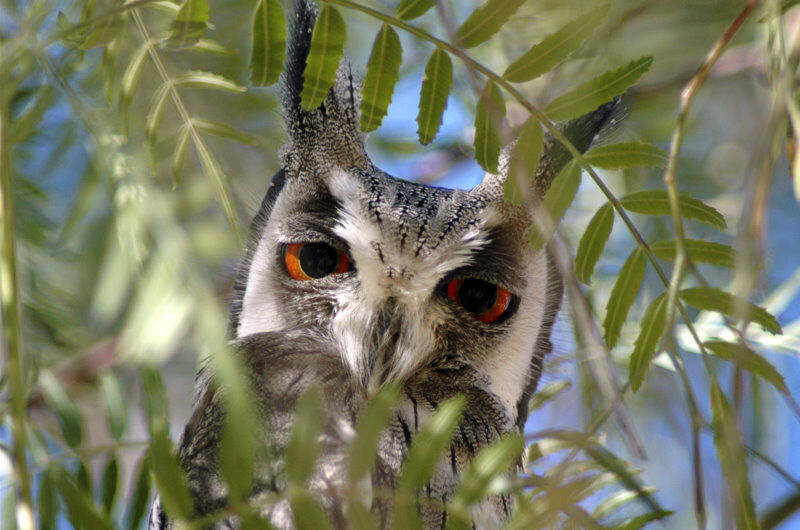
[1,0,799,529]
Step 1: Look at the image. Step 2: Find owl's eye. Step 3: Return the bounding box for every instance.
[446,278,514,324]
[284,242,350,281]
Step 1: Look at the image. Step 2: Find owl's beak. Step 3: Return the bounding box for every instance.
[366,299,402,393]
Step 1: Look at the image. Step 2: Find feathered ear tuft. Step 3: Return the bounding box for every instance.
[280,0,370,175]
[531,97,623,196]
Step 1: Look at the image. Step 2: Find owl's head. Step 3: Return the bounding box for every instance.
[231,1,616,426]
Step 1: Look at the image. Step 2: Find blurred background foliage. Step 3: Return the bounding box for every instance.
[1,0,799,528]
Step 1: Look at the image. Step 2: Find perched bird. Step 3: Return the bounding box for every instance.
[150,1,618,527]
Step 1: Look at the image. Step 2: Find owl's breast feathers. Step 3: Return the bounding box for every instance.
[154,332,515,529]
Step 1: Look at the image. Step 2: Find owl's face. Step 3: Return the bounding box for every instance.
[235,163,550,415]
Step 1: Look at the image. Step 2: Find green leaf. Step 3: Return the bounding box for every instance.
[173,71,247,93]
[126,452,152,530]
[703,341,789,395]
[710,381,758,529]
[504,118,543,205]
[193,119,259,145]
[145,84,170,143]
[455,0,527,49]
[101,454,119,514]
[680,287,782,334]
[286,387,323,486]
[448,434,524,525]
[619,189,727,229]
[416,49,453,145]
[584,141,667,169]
[39,371,83,448]
[529,160,581,250]
[399,395,467,492]
[301,6,346,110]
[591,486,657,520]
[38,469,57,530]
[99,372,127,440]
[249,0,286,87]
[140,366,169,434]
[474,80,506,173]
[503,5,609,82]
[291,490,332,530]
[629,292,667,392]
[360,24,403,132]
[167,0,210,48]
[54,466,114,530]
[528,380,571,412]
[651,239,735,267]
[545,56,653,121]
[80,15,125,50]
[216,351,257,502]
[172,125,191,184]
[575,203,614,284]
[348,385,401,483]
[120,42,149,122]
[396,0,437,19]
[149,428,193,520]
[346,501,378,530]
[603,248,646,349]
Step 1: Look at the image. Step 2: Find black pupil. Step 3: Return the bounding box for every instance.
[299,243,339,279]
[458,278,498,314]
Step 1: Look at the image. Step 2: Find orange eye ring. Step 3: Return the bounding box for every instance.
[446,278,513,324]
[284,242,350,281]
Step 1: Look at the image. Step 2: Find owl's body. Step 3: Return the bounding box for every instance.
[150,1,617,528]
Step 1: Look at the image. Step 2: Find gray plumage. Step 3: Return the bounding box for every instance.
[150,1,618,528]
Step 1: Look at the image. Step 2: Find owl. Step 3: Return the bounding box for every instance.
[149,1,618,528]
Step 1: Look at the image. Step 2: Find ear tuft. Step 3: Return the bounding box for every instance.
[280,0,370,175]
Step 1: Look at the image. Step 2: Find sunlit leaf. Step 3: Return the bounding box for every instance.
[584,141,667,169]
[603,248,647,349]
[680,287,781,334]
[704,341,789,395]
[417,49,453,145]
[173,71,247,93]
[619,189,726,229]
[504,117,543,205]
[455,0,527,49]
[249,0,286,87]
[545,57,653,121]
[120,42,149,121]
[503,5,609,82]
[651,239,734,267]
[474,80,506,173]
[396,0,437,20]
[575,203,614,284]
[39,371,83,448]
[361,24,403,132]
[629,292,667,392]
[591,486,657,520]
[301,6,346,109]
[167,0,210,48]
[530,160,581,250]
[710,381,758,529]
[80,15,125,50]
